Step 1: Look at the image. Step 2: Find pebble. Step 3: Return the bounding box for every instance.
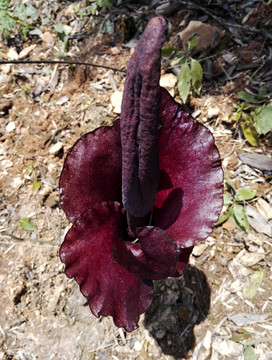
[212,338,243,357]
[7,47,19,60]
[49,142,63,155]
[134,341,142,351]
[110,91,123,114]
[55,96,69,105]
[159,73,177,90]
[40,32,55,44]
[207,106,220,119]
[6,121,15,132]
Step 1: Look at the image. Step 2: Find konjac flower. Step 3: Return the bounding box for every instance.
[59,17,223,332]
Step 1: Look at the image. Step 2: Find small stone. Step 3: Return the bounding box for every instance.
[229,279,242,293]
[39,185,51,198]
[2,64,11,74]
[29,29,42,36]
[6,121,16,132]
[12,177,23,188]
[7,47,19,60]
[40,32,55,44]
[64,4,74,17]
[18,45,36,59]
[202,330,212,350]
[2,159,13,169]
[110,47,121,55]
[192,242,208,257]
[111,91,123,114]
[44,192,59,208]
[55,96,69,105]
[49,142,63,155]
[159,73,177,90]
[207,106,220,119]
[212,338,243,357]
[134,341,142,351]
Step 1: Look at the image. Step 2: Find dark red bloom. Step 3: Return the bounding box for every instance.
[59,17,223,332]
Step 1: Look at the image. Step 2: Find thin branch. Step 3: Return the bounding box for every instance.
[0,59,126,73]
[1,231,58,246]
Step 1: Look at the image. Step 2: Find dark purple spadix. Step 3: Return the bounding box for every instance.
[121,17,168,218]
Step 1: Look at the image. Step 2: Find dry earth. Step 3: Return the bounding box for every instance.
[0,1,271,359]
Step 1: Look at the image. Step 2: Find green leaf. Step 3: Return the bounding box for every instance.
[170,56,186,67]
[0,0,10,11]
[32,180,41,195]
[215,207,232,226]
[243,271,264,299]
[0,11,16,37]
[231,328,250,342]
[258,87,270,100]
[243,346,256,360]
[19,218,36,231]
[245,337,270,346]
[186,34,200,51]
[238,91,260,104]
[177,64,191,103]
[191,59,203,95]
[54,22,66,34]
[26,5,36,17]
[161,46,179,58]
[253,104,272,135]
[234,188,256,202]
[232,203,249,232]
[226,180,237,194]
[241,118,259,146]
[223,193,232,205]
[15,2,27,20]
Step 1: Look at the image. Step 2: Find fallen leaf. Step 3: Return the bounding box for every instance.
[243,346,256,360]
[18,45,36,59]
[238,152,272,172]
[243,271,264,299]
[256,198,272,220]
[19,218,36,231]
[246,205,272,237]
[228,312,270,326]
[236,249,265,267]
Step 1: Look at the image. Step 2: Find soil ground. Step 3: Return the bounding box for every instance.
[0,1,271,359]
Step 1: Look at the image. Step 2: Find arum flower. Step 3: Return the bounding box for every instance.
[59,17,223,332]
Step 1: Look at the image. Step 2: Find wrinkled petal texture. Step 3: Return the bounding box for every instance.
[59,201,153,332]
[59,120,122,223]
[113,226,180,280]
[121,17,167,217]
[154,88,223,248]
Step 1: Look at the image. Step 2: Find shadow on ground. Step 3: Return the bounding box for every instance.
[144,265,210,359]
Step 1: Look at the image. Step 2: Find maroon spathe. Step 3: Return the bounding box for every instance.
[59,17,223,332]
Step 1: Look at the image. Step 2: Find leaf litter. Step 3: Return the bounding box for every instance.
[0,0,272,359]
